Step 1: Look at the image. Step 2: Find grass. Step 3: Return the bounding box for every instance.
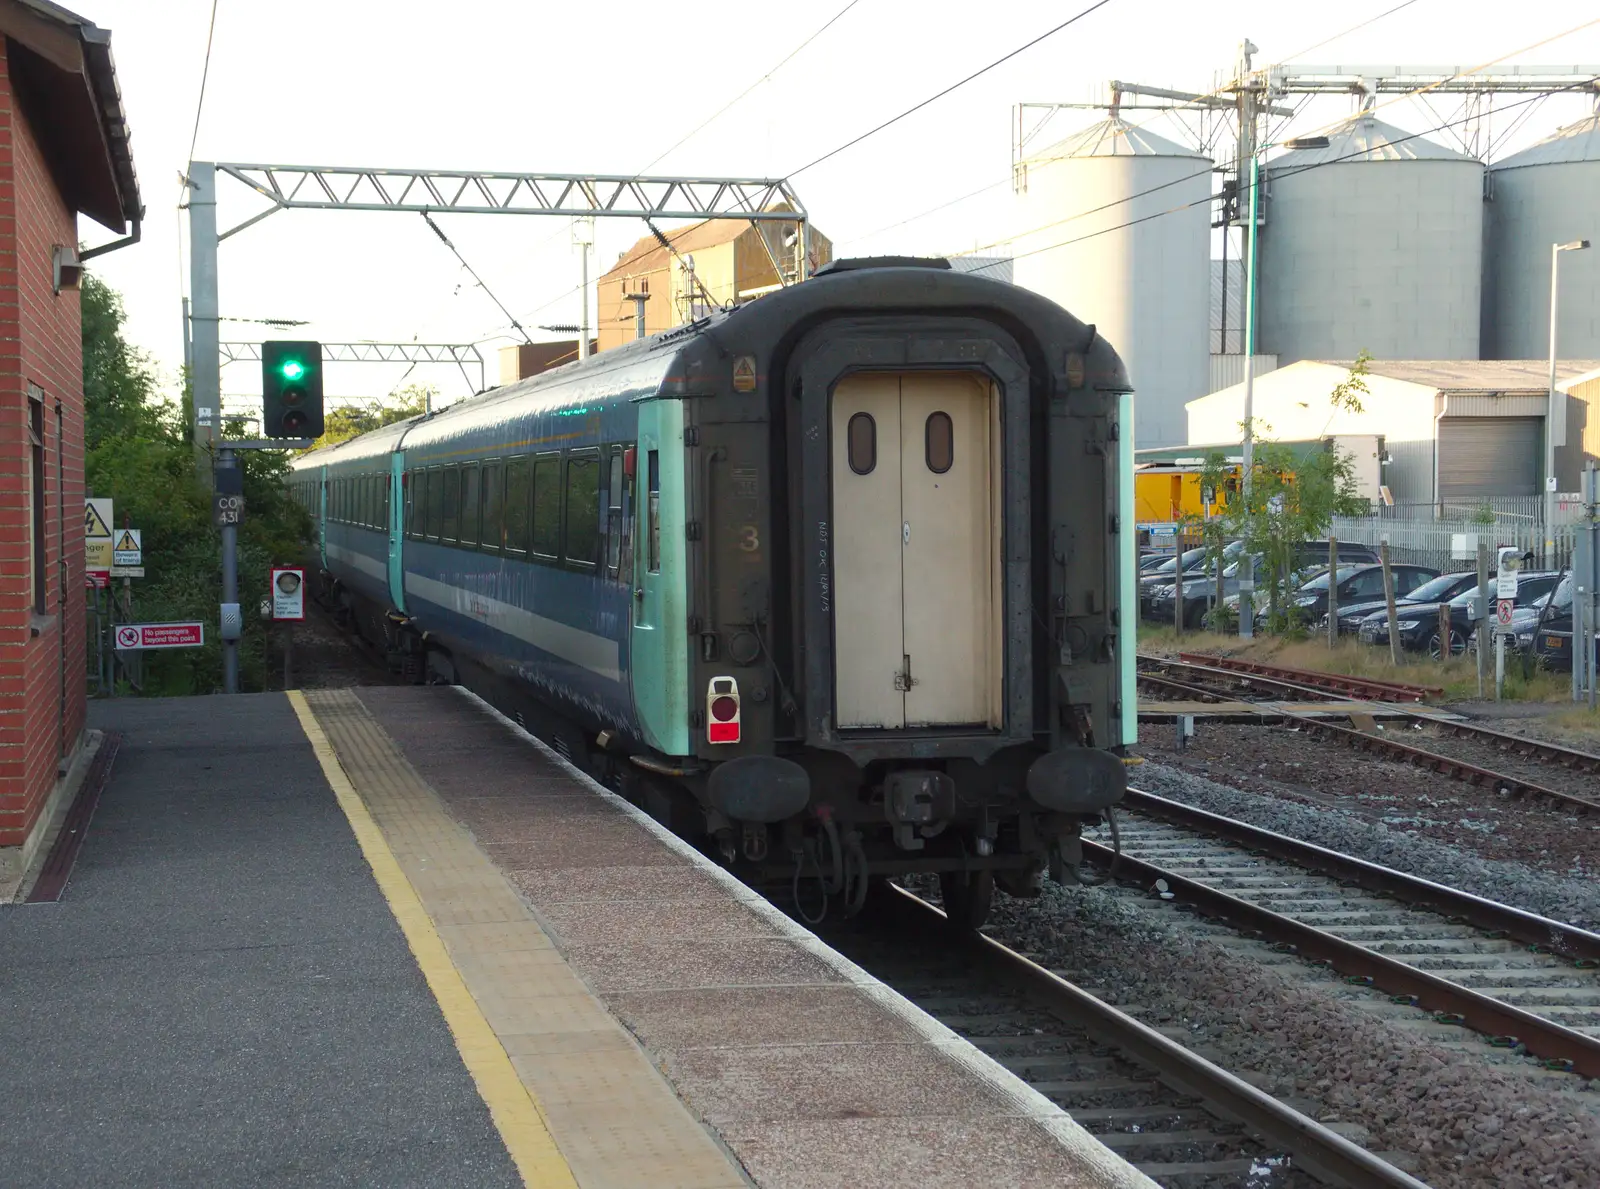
[1137,624,1576,705]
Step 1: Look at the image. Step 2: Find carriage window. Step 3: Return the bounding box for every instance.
[925,411,953,474]
[565,451,600,568]
[441,463,460,542]
[381,473,391,527]
[606,448,624,577]
[427,466,446,540]
[404,472,416,537]
[647,450,660,573]
[847,412,876,475]
[620,450,635,585]
[532,453,562,558]
[504,457,532,554]
[362,475,372,527]
[460,462,480,547]
[480,460,503,552]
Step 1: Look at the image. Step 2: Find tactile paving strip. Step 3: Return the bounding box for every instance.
[302,689,748,1189]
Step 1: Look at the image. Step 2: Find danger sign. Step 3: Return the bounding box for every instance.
[113,622,205,651]
[1495,598,1514,629]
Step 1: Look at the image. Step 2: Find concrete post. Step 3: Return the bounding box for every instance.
[187,162,220,468]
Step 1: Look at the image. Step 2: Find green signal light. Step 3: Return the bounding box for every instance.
[280,359,307,381]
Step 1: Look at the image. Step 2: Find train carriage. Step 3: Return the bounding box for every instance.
[293,257,1136,926]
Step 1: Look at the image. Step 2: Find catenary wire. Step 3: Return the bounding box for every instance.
[636,0,867,175]
[947,15,1600,262]
[421,212,534,344]
[842,0,1435,249]
[954,74,1600,278]
[788,0,1115,178]
[185,0,221,173]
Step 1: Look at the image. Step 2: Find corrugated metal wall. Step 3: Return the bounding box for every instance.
[1207,354,1279,392]
[1438,417,1542,498]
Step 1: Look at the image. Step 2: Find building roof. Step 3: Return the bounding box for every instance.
[1268,112,1476,166]
[1318,359,1600,392]
[1030,116,1208,163]
[1492,114,1600,171]
[1,0,141,231]
[604,218,768,280]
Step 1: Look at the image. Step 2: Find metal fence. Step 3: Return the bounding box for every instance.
[1329,514,1577,573]
[1371,495,1590,525]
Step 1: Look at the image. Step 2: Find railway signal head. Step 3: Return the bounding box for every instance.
[261,341,324,439]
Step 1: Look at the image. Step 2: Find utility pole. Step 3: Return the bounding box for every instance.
[216,448,241,694]
[1548,239,1591,565]
[187,162,220,472]
[1236,39,1261,640]
[574,217,594,360]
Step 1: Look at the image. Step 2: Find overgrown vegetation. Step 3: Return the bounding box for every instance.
[83,272,311,695]
[306,386,433,451]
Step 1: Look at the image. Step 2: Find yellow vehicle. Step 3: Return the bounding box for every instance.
[1134,463,1236,525]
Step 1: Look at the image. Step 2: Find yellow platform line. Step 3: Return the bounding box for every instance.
[287,690,578,1189]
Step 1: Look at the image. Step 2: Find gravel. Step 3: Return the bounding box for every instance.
[983,880,1600,1189]
[1131,750,1600,930]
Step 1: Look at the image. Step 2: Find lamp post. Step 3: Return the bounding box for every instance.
[1547,239,1590,563]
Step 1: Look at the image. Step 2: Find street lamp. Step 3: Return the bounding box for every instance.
[1547,239,1591,562]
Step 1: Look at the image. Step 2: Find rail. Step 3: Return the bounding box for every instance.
[1175,653,1443,702]
[881,885,1431,1189]
[1090,792,1600,1079]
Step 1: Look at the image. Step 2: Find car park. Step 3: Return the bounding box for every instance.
[1359,570,1562,658]
[1319,570,1482,636]
[1288,563,1436,624]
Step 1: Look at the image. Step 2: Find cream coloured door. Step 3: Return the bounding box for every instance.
[831,371,1000,732]
[831,374,906,729]
[900,374,996,728]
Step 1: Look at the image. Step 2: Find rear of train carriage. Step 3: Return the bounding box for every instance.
[291,258,1138,900]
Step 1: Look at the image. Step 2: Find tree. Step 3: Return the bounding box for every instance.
[83,272,311,694]
[1191,359,1371,633]
[307,384,434,450]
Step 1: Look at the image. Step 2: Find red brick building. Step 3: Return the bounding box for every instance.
[0,0,138,884]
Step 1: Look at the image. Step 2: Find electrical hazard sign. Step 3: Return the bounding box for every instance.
[85,498,113,587]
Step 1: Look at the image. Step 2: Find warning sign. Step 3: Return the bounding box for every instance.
[85,497,113,582]
[113,622,205,650]
[1496,598,1514,629]
[731,355,757,393]
[113,528,142,567]
[270,567,305,621]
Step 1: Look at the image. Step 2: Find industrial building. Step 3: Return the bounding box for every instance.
[1004,61,1598,487]
[595,210,831,352]
[1185,359,1600,507]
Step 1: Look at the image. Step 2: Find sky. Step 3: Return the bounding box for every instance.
[73,0,1600,414]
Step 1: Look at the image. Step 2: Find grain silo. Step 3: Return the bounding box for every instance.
[1011,118,1211,448]
[1257,112,1484,365]
[1482,113,1600,360]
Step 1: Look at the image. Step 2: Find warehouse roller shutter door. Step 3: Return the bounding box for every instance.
[1438,417,1542,499]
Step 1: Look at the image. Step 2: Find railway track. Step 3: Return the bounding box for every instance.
[820,887,1427,1189]
[1086,789,1600,1081]
[1137,654,1600,814]
[1175,655,1443,703]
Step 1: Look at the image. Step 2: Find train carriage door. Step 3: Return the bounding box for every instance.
[388,453,407,612]
[831,374,906,729]
[899,373,998,728]
[831,371,1000,732]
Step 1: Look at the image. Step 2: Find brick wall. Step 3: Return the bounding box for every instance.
[0,39,88,850]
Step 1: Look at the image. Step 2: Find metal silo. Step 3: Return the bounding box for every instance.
[1483,114,1600,360]
[1011,118,1211,449]
[1257,112,1484,365]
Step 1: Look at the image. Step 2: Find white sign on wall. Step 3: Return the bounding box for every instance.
[271,567,305,621]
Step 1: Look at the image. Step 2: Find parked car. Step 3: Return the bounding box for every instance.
[1358,571,1563,658]
[1522,575,1599,673]
[1148,540,1379,625]
[1288,563,1437,624]
[1319,570,1482,636]
[1140,543,1244,620]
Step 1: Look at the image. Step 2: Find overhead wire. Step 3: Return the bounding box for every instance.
[954,73,1600,279]
[636,0,867,175]
[788,0,1116,178]
[840,0,1436,250]
[945,14,1600,263]
[421,211,534,344]
[185,0,221,174]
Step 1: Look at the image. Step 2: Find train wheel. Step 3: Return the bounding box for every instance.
[938,869,994,932]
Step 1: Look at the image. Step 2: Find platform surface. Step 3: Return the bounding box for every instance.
[0,695,518,1188]
[0,689,1154,1189]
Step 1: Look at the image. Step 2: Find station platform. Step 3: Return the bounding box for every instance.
[0,688,1155,1189]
